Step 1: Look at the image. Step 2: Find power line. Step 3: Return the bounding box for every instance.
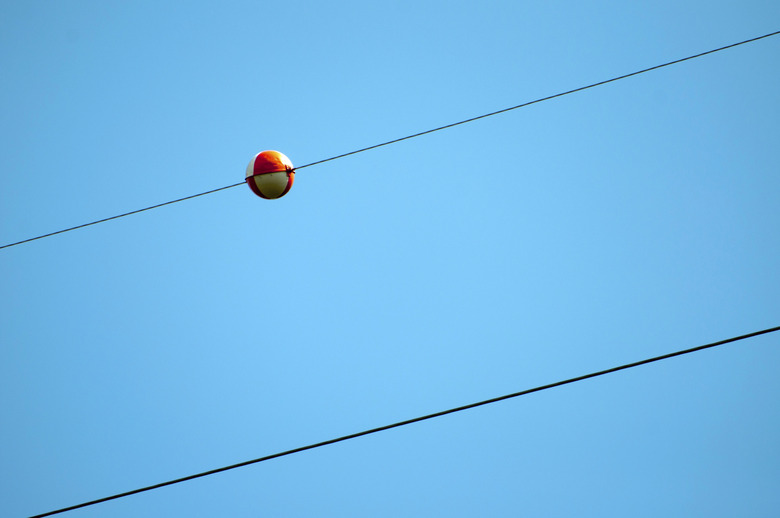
[293,29,780,170]
[3,29,779,252]
[30,325,780,518]
[0,183,244,250]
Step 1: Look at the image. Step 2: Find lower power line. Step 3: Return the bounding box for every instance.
[30,325,780,518]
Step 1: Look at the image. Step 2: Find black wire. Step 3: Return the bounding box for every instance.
[294,29,780,170]
[0,183,244,250]
[29,325,780,518]
[2,29,778,252]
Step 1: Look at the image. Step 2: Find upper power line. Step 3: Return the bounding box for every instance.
[28,325,780,517]
[2,29,779,251]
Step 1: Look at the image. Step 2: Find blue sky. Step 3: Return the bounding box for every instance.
[2,2,779,517]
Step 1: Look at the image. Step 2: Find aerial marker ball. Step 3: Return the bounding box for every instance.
[245,150,295,199]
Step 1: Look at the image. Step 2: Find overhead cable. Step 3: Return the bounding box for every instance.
[29,324,780,517]
[3,29,779,251]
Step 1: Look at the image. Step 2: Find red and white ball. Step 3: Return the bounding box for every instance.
[245,150,295,199]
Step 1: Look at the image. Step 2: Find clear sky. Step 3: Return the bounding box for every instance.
[1,2,779,517]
